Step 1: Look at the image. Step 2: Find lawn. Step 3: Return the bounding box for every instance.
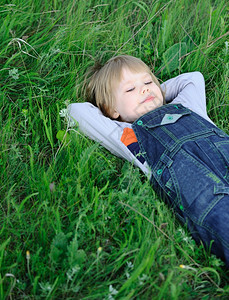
[0,0,229,298]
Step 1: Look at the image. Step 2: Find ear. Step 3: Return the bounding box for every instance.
[111,109,120,119]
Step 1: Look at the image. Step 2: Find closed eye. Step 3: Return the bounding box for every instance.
[126,87,135,92]
[145,81,153,85]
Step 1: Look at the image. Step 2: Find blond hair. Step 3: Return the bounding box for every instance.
[85,55,164,119]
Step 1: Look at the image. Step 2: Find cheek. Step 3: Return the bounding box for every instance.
[155,86,162,98]
[113,91,121,109]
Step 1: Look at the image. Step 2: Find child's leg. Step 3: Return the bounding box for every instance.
[190,193,229,266]
[160,135,229,266]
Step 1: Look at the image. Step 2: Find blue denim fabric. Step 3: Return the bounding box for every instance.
[132,104,229,266]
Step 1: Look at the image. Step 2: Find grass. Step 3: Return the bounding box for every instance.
[0,0,229,298]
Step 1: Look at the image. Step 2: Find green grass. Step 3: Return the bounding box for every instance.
[0,0,229,298]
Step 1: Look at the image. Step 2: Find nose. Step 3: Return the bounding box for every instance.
[141,87,150,95]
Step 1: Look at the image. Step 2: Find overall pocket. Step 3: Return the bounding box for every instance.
[144,111,214,154]
[194,138,229,183]
[215,138,229,181]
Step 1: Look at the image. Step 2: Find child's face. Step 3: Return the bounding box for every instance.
[111,68,163,122]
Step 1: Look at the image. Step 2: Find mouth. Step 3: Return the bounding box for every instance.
[142,95,155,103]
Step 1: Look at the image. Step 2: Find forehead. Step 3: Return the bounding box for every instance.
[108,59,151,91]
[118,67,151,85]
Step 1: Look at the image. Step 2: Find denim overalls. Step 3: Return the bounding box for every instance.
[132,104,229,266]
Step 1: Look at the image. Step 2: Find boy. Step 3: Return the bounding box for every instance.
[69,55,229,266]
